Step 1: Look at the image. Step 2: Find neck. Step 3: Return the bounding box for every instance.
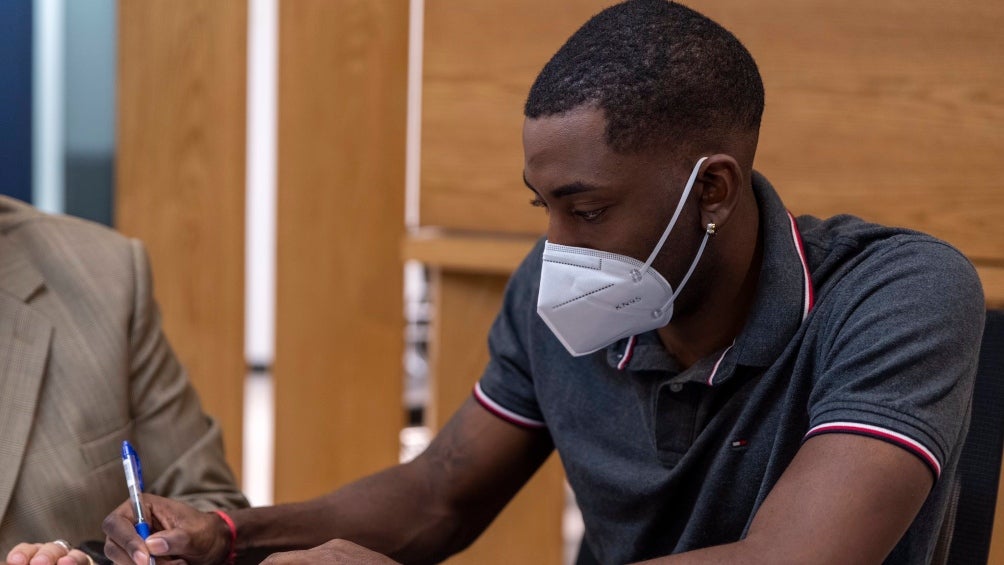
[656,197,762,370]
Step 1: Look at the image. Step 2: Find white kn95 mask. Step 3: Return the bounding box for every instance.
[536,156,710,357]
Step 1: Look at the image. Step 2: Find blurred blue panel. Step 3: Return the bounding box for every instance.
[0,1,33,203]
[64,0,116,226]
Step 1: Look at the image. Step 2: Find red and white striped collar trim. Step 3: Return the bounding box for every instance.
[706,342,735,386]
[616,335,637,370]
[787,211,815,320]
[617,335,733,386]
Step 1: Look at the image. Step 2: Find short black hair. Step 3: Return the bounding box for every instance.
[524,0,764,154]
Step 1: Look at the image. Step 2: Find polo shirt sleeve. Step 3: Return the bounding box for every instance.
[474,239,548,430]
[806,239,985,480]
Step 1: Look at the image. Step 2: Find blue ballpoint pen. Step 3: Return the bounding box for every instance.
[122,441,156,565]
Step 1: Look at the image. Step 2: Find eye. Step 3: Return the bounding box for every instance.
[574,208,607,222]
[529,197,548,210]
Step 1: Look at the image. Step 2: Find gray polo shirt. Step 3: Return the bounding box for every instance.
[475,172,985,564]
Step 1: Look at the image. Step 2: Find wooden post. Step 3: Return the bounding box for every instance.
[272,0,409,502]
[116,0,248,480]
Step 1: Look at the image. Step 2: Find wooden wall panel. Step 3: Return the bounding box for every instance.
[116,0,247,480]
[273,1,409,502]
[690,1,1004,261]
[428,271,564,565]
[420,0,1004,300]
[978,266,1004,310]
[420,1,606,235]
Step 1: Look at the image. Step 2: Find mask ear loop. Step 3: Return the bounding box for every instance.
[665,231,709,303]
[647,232,709,318]
[634,156,709,279]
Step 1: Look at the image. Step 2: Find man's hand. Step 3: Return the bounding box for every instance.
[5,541,92,565]
[102,494,230,565]
[261,540,400,565]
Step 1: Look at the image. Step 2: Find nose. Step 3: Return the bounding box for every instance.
[546,219,597,251]
[546,218,578,248]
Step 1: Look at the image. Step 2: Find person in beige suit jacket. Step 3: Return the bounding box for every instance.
[0,196,247,564]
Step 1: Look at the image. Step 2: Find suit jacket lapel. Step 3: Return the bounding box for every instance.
[0,234,52,523]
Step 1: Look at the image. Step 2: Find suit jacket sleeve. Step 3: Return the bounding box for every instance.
[126,240,248,511]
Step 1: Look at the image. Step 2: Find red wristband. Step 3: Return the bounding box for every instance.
[212,509,237,565]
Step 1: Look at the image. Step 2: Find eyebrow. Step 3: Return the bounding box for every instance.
[522,172,600,199]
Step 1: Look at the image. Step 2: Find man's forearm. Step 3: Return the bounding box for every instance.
[225,398,552,565]
[229,460,474,564]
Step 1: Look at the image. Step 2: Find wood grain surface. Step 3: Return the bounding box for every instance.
[116,0,248,480]
[273,0,409,503]
[420,0,1004,275]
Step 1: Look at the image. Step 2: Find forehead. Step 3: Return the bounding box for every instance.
[522,106,670,189]
[522,106,612,175]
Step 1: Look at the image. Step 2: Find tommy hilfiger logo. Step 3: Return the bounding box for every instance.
[730,439,749,449]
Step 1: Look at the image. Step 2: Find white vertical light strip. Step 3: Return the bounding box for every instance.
[243,371,274,506]
[404,0,425,229]
[245,0,278,367]
[32,0,65,213]
[243,0,278,507]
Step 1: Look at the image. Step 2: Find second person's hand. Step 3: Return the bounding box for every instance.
[260,539,400,565]
[5,540,93,565]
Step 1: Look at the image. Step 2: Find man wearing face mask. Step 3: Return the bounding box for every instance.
[103,1,985,564]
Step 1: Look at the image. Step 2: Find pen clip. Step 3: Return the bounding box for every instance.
[123,441,146,492]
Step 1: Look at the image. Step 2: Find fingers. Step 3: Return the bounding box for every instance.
[138,523,223,565]
[260,551,303,565]
[100,538,132,565]
[6,541,86,565]
[259,541,401,565]
[101,536,153,565]
[102,522,148,564]
[144,536,170,556]
[103,501,151,565]
[6,542,40,565]
[102,495,221,565]
[143,529,185,557]
[28,541,68,565]
[55,550,94,565]
[133,513,201,559]
[144,502,227,564]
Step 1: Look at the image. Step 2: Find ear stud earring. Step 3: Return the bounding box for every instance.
[706,222,717,235]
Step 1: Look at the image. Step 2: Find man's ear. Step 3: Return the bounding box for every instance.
[697,154,744,229]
